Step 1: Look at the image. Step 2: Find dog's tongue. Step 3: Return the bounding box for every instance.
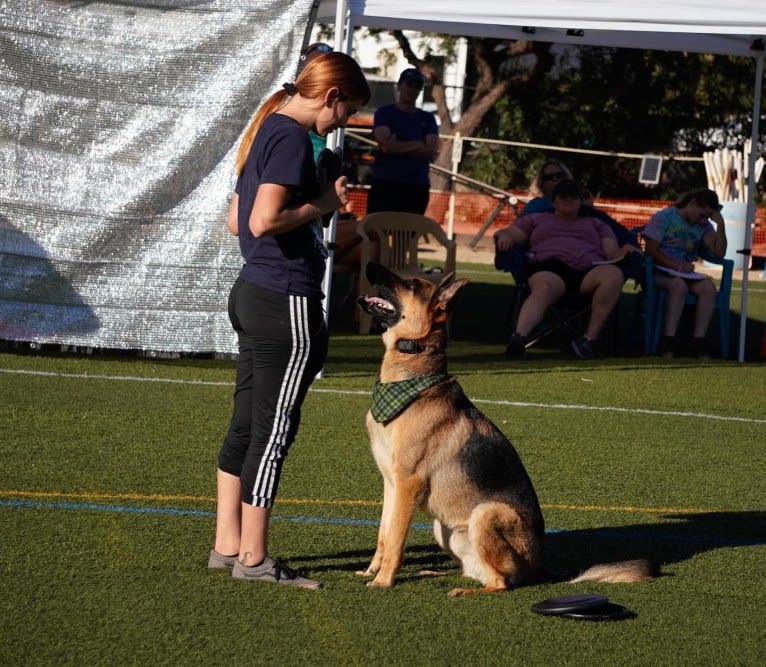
[366,296,394,311]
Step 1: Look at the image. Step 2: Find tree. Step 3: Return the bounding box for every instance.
[390,31,553,190]
[384,30,763,200]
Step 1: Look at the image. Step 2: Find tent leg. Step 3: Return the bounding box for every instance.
[738,53,764,362]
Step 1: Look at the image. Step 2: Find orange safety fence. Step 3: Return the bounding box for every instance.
[347,186,766,252]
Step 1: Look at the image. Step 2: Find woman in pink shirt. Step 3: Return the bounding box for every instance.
[495,179,638,359]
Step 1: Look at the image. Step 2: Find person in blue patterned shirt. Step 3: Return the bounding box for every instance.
[643,188,728,357]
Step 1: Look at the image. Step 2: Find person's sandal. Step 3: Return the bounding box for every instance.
[232,557,322,589]
[207,549,237,570]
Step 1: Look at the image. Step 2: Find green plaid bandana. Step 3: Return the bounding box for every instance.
[370,374,450,423]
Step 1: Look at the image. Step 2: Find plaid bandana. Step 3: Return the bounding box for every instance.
[370,374,450,423]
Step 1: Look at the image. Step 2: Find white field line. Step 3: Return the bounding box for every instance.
[3,367,764,425]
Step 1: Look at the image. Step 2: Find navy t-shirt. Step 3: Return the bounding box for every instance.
[235,113,327,297]
[371,105,438,186]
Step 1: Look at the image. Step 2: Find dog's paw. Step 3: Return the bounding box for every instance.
[367,575,395,588]
[448,587,472,597]
[355,568,375,577]
[448,584,507,597]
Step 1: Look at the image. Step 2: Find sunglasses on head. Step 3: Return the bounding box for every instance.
[542,171,565,182]
[309,43,333,54]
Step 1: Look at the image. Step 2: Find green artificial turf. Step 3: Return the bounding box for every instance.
[1,266,765,665]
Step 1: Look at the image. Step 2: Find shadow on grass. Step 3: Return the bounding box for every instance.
[330,271,766,362]
[544,510,766,580]
[298,511,766,584]
[295,544,453,578]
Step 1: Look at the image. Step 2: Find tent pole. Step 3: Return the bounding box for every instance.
[318,0,350,379]
[737,53,764,362]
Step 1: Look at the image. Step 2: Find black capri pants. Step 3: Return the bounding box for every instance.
[218,278,329,508]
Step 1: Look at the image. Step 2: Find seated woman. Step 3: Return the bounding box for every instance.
[642,187,727,358]
[522,158,572,215]
[494,179,638,359]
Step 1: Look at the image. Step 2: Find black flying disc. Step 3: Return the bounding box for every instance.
[531,593,609,616]
[532,594,634,622]
[560,602,635,622]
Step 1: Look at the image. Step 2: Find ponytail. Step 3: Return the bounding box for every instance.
[234,52,369,176]
[235,89,289,175]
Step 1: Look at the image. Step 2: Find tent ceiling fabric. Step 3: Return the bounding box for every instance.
[317,0,766,56]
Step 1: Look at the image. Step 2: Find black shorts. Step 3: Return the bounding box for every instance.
[367,179,430,215]
[528,259,588,294]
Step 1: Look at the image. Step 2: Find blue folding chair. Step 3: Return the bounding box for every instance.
[641,238,734,358]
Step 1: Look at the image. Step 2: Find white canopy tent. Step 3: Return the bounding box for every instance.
[317,0,766,361]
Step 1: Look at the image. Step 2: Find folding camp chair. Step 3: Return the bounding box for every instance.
[494,246,593,351]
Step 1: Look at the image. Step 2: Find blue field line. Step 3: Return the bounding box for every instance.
[2,498,762,547]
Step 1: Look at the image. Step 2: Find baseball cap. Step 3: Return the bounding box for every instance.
[398,68,425,86]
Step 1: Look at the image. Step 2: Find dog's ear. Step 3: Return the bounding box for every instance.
[438,272,456,288]
[435,278,469,313]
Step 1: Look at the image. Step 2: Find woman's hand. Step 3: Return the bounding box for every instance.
[614,243,641,260]
[334,175,349,209]
[317,175,348,215]
[494,227,515,252]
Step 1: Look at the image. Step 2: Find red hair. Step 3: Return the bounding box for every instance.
[235,52,370,175]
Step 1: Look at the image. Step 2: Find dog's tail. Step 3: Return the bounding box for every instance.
[567,559,657,584]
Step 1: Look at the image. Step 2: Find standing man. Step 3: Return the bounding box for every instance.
[367,68,438,214]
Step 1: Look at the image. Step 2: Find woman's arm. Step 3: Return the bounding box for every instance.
[373,126,435,160]
[703,209,727,258]
[644,237,694,273]
[494,224,529,252]
[601,235,639,261]
[248,177,347,238]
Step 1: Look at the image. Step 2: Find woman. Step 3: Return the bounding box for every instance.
[521,159,572,215]
[495,179,636,359]
[209,52,370,589]
[643,188,727,358]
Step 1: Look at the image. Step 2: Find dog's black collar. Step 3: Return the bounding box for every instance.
[396,339,423,354]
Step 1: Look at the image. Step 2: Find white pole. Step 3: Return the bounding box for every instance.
[320,0,351,321]
[316,0,351,379]
[737,53,763,362]
[446,131,462,240]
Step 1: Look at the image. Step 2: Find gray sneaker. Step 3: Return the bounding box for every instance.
[208,549,237,570]
[232,557,322,590]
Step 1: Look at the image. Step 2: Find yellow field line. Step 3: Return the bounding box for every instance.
[0,488,713,515]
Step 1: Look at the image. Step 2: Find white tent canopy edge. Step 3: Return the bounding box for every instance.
[317,1,766,55]
[317,0,765,362]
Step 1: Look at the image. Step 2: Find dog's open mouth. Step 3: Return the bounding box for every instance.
[357,289,402,327]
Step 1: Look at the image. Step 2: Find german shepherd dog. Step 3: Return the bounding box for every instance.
[357,262,654,596]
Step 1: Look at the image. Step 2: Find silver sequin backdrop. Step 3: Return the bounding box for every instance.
[0,0,314,354]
